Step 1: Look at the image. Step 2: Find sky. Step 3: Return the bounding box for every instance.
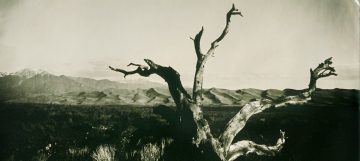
[0,0,359,89]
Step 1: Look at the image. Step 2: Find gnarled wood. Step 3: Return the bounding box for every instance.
[219,57,337,159]
[226,130,285,161]
[109,4,337,161]
[183,6,244,160]
[307,57,337,94]
[109,59,191,109]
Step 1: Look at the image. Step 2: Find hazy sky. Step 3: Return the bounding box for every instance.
[0,0,359,89]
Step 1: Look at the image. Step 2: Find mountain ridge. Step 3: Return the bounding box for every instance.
[0,69,357,106]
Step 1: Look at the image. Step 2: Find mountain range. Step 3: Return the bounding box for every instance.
[0,69,357,106]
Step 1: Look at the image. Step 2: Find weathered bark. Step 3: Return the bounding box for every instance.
[226,130,286,161]
[109,4,337,161]
[188,4,243,154]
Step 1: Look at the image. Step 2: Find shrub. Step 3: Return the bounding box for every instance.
[139,138,173,161]
[91,145,116,161]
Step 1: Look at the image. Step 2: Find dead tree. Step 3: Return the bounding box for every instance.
[109,4,337,161]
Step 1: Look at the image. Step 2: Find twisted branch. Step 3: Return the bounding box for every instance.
[226,130,286,161]
[308,57,337,93]
[219,57,337,159]
[109,59,191,107]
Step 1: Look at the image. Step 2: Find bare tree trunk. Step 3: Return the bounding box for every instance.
[109,4,337,161]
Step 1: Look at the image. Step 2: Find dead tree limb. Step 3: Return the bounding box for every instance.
[219,57,337,159]
[109,59,191,108]
[226,130,286,161]
[109,65,152,78]
[192,3,243,105]
[307,57,337,94]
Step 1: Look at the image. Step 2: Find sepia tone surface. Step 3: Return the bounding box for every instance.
[0,1,359,161]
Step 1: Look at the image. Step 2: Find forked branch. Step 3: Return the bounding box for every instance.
[206,3,242,59]
[192,4,243,104]
[214,4,243,49]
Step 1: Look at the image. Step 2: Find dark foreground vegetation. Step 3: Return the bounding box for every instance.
[0,89,358,161]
